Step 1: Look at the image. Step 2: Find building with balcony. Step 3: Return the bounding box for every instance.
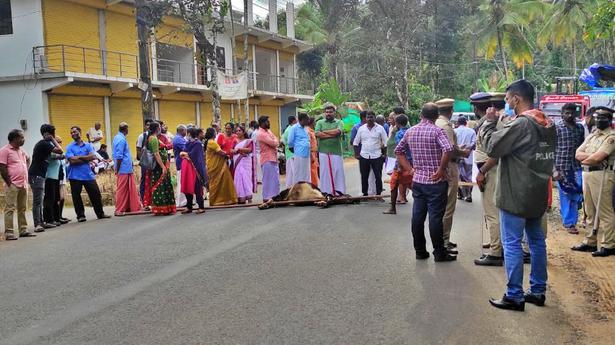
[0,0,313,156]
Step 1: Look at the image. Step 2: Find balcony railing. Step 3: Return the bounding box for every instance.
[154,58,208,85]
[32,45,313,96]
[33,45,139,78]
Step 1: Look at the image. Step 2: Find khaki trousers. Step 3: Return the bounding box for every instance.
[482,169,502,257]
[4,184,28,235]
[582,170,615,249]
[443,162,459,245]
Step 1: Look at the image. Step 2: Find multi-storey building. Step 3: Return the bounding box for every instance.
[0,0,312,155]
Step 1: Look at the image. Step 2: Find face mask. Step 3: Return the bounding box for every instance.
[595,118,611,130]
[504,103,515,116]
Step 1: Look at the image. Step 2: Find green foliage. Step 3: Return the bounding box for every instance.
[315,78,351,107]
[585,0,615,42]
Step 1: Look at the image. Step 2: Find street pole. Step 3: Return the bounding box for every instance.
[243,0,249,124]
[473,33,478,93]
[208,13,221,127]
[136,0,154,122]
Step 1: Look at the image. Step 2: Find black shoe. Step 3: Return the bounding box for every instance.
[446,242,457,249]
[523,253,531,264]
[464,197,473,203]
[489,295,525,311]
[59,219,70,224]
[434,253,457,262]
[447,248,459,255]
[524,292,546,306]
[77,217,87,223]
[42,222,57,229]
[571,243,597,252]
[416,251,430,260]
[474,255,503,266]
[98,214,111,219]
[591,247,615,257]
[52,221,62,227]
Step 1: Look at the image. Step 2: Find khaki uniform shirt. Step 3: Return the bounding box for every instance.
[435,116,457,147]
[577,127,615,166]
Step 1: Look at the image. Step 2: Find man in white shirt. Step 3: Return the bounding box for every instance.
[87,122,104,151]
[353,111,388,196]
[454,116,477,202]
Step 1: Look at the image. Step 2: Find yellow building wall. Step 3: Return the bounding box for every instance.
[219,103,232,125]
[48,95,105,144]
[258,105,280,137]
[43,0,102,74]
[105,11,138,78]
[110,98,142,158]
[200,103,214,128]
[159,101,196,135]
[155,23,193,49]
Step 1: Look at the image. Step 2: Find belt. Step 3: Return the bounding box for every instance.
[582,165,614,172]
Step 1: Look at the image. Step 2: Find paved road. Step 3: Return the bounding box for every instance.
[0,163,578,345]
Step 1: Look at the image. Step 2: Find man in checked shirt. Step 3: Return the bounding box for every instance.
[554,103,585,234]
[395,103,457,262]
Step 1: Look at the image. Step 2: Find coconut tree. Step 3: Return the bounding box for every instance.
[474,0,545,76]
[537,0,598,72]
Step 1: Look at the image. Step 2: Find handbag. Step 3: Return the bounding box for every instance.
[138,135,156,170]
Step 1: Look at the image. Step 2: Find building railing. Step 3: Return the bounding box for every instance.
[33,45,139,78]
[32,45,313,96]
[154,58,208,85]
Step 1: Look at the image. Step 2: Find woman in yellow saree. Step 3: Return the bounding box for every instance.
[204,128,237,206]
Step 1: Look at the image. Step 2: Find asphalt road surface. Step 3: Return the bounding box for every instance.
[0,163,578,345]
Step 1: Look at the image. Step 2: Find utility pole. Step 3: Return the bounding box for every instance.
[136,0,154,122]
[208,9,222,126]
[243,0,249,124]
[472,33,478,92]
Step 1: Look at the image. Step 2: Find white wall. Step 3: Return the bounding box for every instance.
[0,81,46,154]
[216,33,233,71]
[0,0,44,77]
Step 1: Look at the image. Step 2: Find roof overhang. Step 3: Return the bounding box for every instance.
[252,90,313,104]
[225,22,313,53]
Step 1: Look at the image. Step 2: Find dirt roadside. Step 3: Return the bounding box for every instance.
[547,193,615,345]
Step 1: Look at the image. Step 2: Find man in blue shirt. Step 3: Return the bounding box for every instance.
[65,126,110,222]
[287,112,312,184]
[172,124,188,207]
[113,122,141,215]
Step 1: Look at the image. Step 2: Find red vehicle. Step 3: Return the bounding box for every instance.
[539,94,591,120]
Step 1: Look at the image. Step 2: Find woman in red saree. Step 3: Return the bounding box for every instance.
[217,122,238,156]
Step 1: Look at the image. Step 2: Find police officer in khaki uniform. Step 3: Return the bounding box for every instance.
[572,106,615,257]
[470,92,506,266]
[435,98,470,253]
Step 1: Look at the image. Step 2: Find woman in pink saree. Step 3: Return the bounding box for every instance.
[232,125,257,204]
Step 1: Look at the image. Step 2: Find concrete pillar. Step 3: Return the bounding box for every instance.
[286,2,295,39]
[247,0,254,26]
[103,96,112,144]
[268,0,277,33]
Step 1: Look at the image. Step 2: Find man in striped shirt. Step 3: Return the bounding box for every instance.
[395,103,456,262]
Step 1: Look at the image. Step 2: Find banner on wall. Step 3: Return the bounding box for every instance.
[217,71,248,100]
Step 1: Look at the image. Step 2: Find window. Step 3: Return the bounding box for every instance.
[0,0,13,35]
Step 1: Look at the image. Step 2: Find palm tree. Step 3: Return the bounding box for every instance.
[474,0,545,76]
[295,0,359,79]
[537,0,598,72]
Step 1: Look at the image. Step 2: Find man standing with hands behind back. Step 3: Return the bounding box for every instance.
[486,80,556,311]
[395,103,456,262]
[353,111,388,196]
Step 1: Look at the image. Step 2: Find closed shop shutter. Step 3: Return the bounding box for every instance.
[42,0,102,74]
[258,105,280,137]
[110,98,142,158]
[48,95,105,144]
[159,100,196,135]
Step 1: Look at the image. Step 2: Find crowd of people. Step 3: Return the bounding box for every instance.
[2,79,614,313]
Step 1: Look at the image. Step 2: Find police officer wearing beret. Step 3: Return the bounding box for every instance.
[572,106,615,257]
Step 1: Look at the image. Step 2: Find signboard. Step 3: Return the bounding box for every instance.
[217,71,247,100]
